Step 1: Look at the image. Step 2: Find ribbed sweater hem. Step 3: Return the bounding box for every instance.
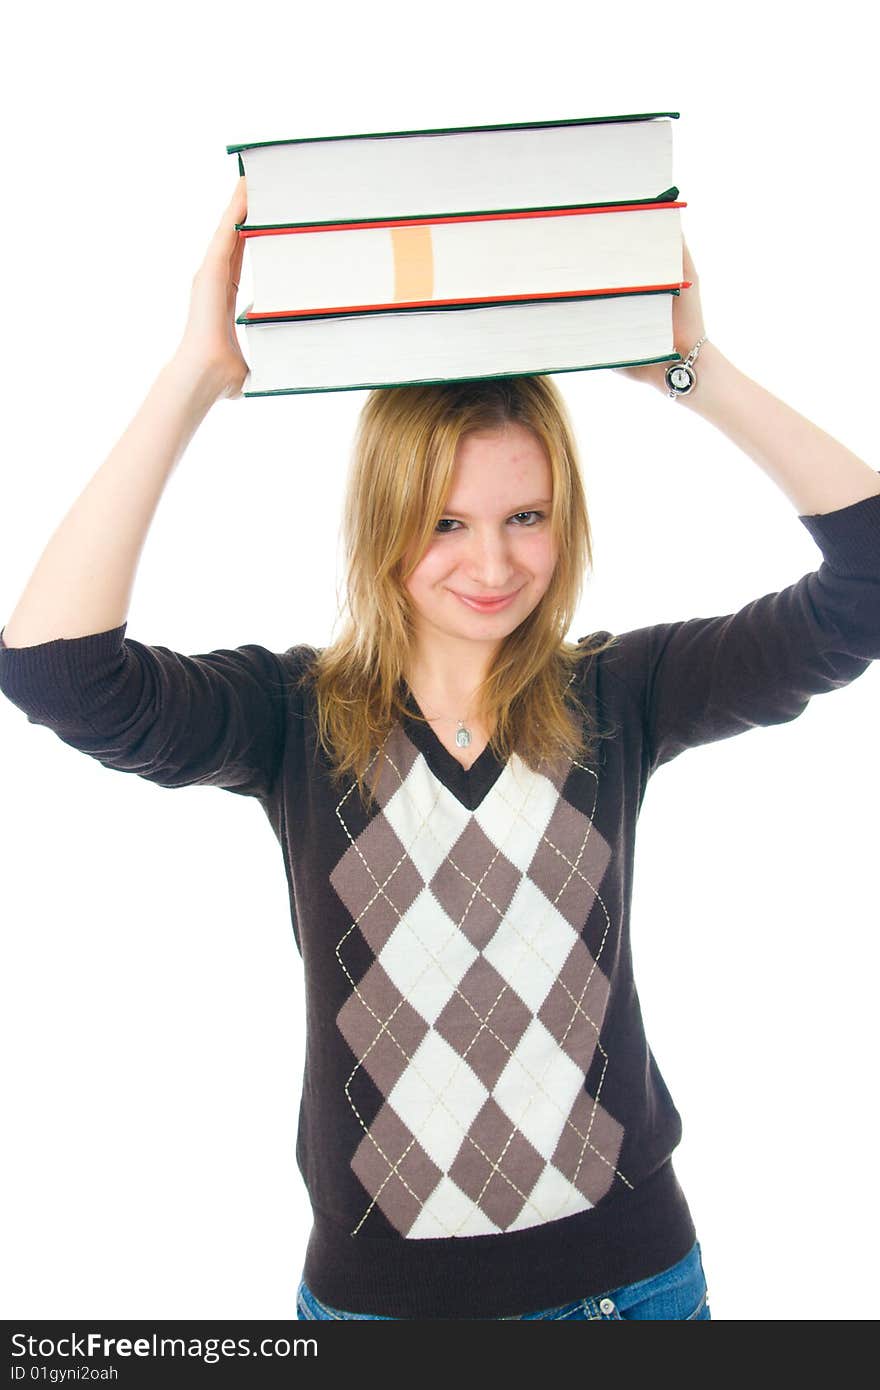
[301,1157,697,1318]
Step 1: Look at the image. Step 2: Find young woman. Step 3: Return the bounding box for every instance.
[2,179,878,1321]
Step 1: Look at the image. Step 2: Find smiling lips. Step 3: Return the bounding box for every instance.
[453,588,521,612]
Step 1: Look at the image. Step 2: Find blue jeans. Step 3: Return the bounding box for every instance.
[296,1237,711,1320]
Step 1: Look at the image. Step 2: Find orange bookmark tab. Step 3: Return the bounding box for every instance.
[390,224,435,303]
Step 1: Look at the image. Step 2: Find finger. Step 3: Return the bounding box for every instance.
[231,222,245,277]
[206,177,247,266]
[223,174,247,218]
[228,180,247,287]
[229,174,247,224]
[226,233,245,299]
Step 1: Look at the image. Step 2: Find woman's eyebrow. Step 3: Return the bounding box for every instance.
[441,498,552,518]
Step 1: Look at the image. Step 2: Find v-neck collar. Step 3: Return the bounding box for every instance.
[400,688,507,812]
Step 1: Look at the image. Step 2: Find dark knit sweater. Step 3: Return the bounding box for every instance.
[2,478,879,1318]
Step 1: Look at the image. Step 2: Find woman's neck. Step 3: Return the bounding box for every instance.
[404,636,500,711]
[404,667,488,722]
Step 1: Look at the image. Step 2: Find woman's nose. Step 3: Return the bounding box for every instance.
[463,530,517,585]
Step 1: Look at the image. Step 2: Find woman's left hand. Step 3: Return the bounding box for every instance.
[614,235,707,392]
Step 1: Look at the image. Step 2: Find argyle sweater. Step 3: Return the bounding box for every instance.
[2,479,879,1319]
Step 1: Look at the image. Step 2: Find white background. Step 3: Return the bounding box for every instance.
[1,0,877,1323]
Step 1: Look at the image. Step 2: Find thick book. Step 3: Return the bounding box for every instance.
[226,112,680,228]
[234,290,682,396]
[238,200,687,318]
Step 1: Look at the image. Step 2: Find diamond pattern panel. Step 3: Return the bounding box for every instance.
[335,722,628,1238]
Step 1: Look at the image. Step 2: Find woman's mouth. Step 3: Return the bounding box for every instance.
[453,588,521,613]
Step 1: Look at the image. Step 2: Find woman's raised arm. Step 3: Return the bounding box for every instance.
[2,177,249,649]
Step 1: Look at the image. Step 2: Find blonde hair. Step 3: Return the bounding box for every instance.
[300,375,619,810]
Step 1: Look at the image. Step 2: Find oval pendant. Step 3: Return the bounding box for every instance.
[455,725,472,748]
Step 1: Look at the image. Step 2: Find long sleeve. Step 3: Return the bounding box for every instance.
[602,474,880,777]
[0,621,294,800]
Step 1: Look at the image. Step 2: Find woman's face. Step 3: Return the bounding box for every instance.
[403,423,558,660]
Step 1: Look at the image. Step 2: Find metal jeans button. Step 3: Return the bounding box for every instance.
[599,1297,616,1315]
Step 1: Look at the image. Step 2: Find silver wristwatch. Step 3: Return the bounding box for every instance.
[665,335,708,399]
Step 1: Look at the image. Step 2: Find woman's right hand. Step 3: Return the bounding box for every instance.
[174,176,250,399]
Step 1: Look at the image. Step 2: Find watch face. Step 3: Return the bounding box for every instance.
[669,366,693,391]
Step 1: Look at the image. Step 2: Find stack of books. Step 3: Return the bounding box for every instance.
[225,111,689,397]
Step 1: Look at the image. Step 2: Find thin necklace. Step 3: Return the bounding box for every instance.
[407,687,474,748]
[427,709,474,749]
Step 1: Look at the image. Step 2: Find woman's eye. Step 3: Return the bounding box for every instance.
[434,510,545,533]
